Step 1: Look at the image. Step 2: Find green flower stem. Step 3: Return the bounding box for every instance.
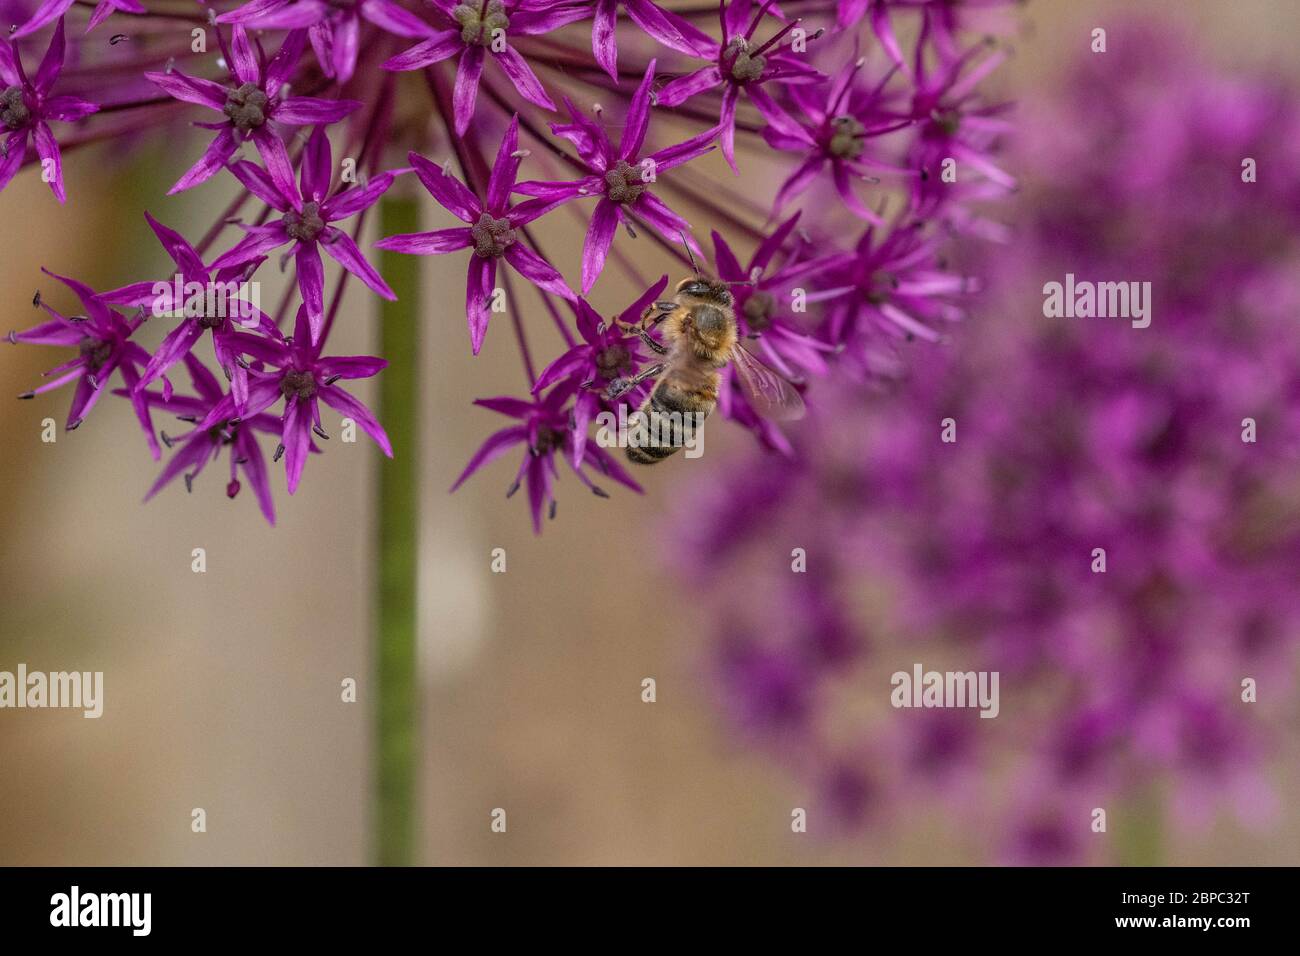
[375,195,420,866]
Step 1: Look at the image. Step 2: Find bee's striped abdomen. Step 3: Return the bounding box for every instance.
[625,381,714,464]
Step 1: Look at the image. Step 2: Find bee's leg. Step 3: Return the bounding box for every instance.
[605,363,664,400]
[639,302,679,329]
[638,327,668,355]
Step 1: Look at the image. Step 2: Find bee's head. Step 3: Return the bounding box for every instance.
[676,276,733,307]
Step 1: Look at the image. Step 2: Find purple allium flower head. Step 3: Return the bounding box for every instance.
[13,0,142,39]
[0,18,97,202]
[218,0,434,84]
[374,114,575,354]
[198,305,392,495]
[382,0,590,135]
[10,268,155,450]
[514,60,720,291]
[146,27,361,195]
[97,213,275,413]
[531,275,669,466]
[654,0,822,172]
[451,379,642,533]
[127,353,281,525]
[209,125,400,343]
[671,19,1300,862]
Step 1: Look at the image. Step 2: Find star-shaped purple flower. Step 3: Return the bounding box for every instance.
[209,125,400,344]
[531,275,669,466]
[198,305,392,495]
[655,0,821,171]
[146,27,360,196]
[451,379,642,534]
[382,0,589,135]
[513,60,720,292]
[12,0,143,39]
[98,212,277,413]
[0,18,98,202]
[218,0,434,85]
[128,353,281,525]
[9,268,156,453]
[374,115,574,354]
[764,53,917,223]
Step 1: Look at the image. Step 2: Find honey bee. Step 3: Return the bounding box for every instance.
[605,242,805,464]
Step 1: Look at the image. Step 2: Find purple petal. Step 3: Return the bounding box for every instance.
[319,384,392,456]
[374,227,473,255]
[145,68,227,110]
[144,435,213,501]
[580,199,619,294]
[322,169,395,220]
[466,255,495,354]
[264,29,308,92]
[141,320,204,386]
[591,0,618,81]
[42,94,99,122]
[320,228,395,299]
[209,223,290,270]
[453,45,485,137]
[493,45,555,112]
[229,158,292,210]
[646,124,719,172]
[145,211,206,277]
[236,430,276,524]
[229,24,261,85]
[254,126,301,203]
[273,95,361,125]
[382,31,461,72]
[656,66,720,108]
[315,355,386,379]
[168,128,239,194]
[281,398,313,494]
[408,151,479,221]
[32,123,64,202]
[332,12,360,83]
[296,242,326,340]
[12,0,74,40]
[625,0,715,56]
[719,85,739,173]
[486,114,520,213]
[773,155,824,211]
[619,59,656,161]
[450,425,527,491]
[298,124,333,202]
[504,243,575,301]
[34,15,68,92]
[360,0,434,38]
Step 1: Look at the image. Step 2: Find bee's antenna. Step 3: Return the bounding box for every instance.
[678,232,700,276]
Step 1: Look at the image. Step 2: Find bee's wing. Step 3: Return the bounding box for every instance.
[729,342,806,421]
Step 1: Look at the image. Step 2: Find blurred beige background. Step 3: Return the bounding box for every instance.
[2,0,1299,865]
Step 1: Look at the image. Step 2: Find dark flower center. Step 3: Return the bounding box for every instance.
[533,425,565,455]
[742,290,775,331]
[594,342,631,378]
[207,419,239,445]
[864,270,895,305]
[223,82,270,132]
[604,160,647,205]
[471,211,515,258]
[828,115,866,159]
[453,0,509,46]
[931,109,960,136]
[281,369,317,401]
[285,201,326,242]
[722,37,766,84]
[1,86,31,130]
[79,337,113,373]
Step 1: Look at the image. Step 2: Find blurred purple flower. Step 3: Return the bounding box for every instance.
[13,0,142,38]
